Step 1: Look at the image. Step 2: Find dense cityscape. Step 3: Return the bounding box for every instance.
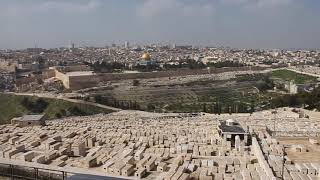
[0,44,319,180]
[1,0,320,180]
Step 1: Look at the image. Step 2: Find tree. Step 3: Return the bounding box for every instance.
[68,106,86,116]
[21,97,48,113]
[202,103,207,113]
[147,104,156,111]
[250,101,255,114]
[133,80,140,86]
[55,113,62,118]
[288,95,298,106]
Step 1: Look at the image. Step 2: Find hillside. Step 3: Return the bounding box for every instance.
[0,93,113,124]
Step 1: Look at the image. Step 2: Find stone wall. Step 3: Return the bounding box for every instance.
[98,66,266,82]
[16,76,37,86]
[54,70,70,89]
[15,70,55,88]
[56,65,91,72]
[42,69,55,79]
[55,66,267,90]
[68,75,99,90]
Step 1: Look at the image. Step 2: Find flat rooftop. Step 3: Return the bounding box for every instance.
[21,115,44,121]
[218,121,247,134]
[123,70,141,74]
[65,71,94,77]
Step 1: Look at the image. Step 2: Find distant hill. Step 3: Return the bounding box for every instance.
[0,93,113,124]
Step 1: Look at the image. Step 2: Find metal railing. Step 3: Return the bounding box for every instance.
[0,163,69,180]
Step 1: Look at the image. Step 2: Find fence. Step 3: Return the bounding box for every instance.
[0,163,69,180]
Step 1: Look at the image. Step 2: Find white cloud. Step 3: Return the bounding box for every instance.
[137,0,215,18]
[1,0,101,17]
[137,0,178,17]
[137,0,295,19]
[40,0,101,13]
[221,0,294,8]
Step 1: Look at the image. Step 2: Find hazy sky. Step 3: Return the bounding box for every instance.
[1,0,320,49]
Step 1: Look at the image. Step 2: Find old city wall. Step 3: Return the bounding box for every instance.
[16,66,267,90]
[42,69,55,79]
[68,75,100,90]
[65,66,266,90]
[98,66,266,82]
[62,65,91,72]
[54,69,70,89]
[15,70,55,88]
[16,76,37,86]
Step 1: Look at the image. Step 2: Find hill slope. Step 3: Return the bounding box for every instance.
[0,93,114,124]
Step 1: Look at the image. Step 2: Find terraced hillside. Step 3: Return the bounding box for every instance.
[86,74,274,113]
[76,70,320,113]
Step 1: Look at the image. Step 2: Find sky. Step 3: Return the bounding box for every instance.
[0,0,320,49]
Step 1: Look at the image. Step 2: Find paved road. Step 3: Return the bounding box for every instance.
[3,92,121,112]
[282,68,320,78]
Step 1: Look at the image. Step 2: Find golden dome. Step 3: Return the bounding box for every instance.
[141,53,151,60]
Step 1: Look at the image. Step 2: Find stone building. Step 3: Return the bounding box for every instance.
[218,119,249,146]
[11,115,45,127]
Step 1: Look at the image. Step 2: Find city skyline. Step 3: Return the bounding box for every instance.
[1,0,320,49]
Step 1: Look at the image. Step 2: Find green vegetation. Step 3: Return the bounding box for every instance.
[90,61,125,73]
[207,61,245,68]
[165,71,320,113]
[161,85,266,113]
[271,69,317,84]
[133,79,140,86]
[87,74,273,114]
[0,93,113,124]
[83,70,320,114]
[270,87,320,110]
[93,95,141,110]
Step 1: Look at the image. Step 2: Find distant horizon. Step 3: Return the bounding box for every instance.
[2,43,320,51]
[1,0,320,50]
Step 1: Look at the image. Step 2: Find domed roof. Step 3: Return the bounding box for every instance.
[141,53,151,60]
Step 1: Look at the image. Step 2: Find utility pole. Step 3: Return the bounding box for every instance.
[282,148,285,180]
[272,110,277,136]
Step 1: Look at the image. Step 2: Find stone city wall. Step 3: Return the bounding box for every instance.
[42,69,55,79]
[16,76,37,86]
[54,69,70,89]
[60,66,267,90]
[98,66,266,82]
[68,75,100,90]
[15,70,55,87]
[56,65,91,73]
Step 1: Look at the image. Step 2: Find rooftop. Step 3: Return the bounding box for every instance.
[65,71,94,77]
[218,120,247,134]
[21,114,45,121]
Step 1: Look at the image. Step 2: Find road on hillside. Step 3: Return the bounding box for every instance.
[3,92,121,112]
